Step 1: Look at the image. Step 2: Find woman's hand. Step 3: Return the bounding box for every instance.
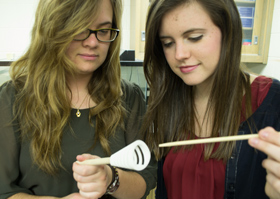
[248,127,280,199]
[72,154,112,199]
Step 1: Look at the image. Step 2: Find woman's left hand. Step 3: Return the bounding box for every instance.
[73,154,112,199]
[248,127,280,199]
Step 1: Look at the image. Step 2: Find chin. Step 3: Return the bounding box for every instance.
[78,66,100,74]
[181,78,201,86]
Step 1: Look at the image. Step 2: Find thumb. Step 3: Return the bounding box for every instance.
[76,154,100,162]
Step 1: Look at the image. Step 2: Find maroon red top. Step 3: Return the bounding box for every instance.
[163,76,272,199]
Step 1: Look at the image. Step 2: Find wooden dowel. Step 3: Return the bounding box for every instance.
[76,157,111,165]
[159,134,259,147]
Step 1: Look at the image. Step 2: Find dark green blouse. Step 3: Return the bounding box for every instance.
[0,80,157,199]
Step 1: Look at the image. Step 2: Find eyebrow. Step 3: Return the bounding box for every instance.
[97,21,113,28]
[159,28,205,39]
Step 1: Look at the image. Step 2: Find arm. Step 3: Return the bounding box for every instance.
[122,81,157,198]
[248,127,280,199]
[8,194,56,199]
[113,169,146,199]
[0,82,29,199]
[8,193,84,199]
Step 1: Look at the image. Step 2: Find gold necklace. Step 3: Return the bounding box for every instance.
[73,94,89,118]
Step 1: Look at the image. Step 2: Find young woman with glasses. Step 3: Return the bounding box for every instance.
[141,0,280,198]
[0,0,156,198]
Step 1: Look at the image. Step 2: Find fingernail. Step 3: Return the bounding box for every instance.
[260,131,268,138]
[250,138,259,146]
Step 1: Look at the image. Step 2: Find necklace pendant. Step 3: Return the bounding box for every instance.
[76,110,81,117]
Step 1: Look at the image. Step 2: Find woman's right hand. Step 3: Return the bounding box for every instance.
[248,127,280,199]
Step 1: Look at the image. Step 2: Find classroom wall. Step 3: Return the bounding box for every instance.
[0,0,39,60]
[246,0,280,79]
[0,0,146,60]
[121,0,149,59]
[0,0,279,79]
[120,0,131,51]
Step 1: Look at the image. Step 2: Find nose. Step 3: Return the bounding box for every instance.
[82,33,99,48]
[175,42,191,61]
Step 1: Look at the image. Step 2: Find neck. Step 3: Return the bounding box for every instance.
[194,85,211,103]
[193,73,215,101]
[67,73,92,93]
[193,77,214,137]
[67,73,93,109]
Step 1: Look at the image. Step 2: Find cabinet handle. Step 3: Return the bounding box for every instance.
[254,36,258,45]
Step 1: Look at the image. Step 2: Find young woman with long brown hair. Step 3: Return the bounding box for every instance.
[142,0,280,198]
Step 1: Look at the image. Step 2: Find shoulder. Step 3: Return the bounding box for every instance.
[268,78,280,97]
[251,75,272,90]
[249,77,280,131]
[0,80,16,103]
[257,77,280,107]
[0,80,15,91]
[0,80,16,117]
[121,79,145,103]
[250,75,272,87]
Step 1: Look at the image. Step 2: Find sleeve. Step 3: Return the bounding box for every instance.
[0,81,33,199]
[121,79,157,199]
[250,76,272,112]
[155,157,168,199]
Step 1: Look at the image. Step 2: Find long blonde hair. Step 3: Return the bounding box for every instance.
[10,0,124,175]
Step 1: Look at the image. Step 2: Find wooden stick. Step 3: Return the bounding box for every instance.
[76,157,110,165]
[159,134,259,147]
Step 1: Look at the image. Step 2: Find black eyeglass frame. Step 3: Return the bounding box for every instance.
[73,28,120,42]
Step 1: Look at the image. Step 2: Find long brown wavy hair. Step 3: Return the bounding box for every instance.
[142,0,253,161]
[10,0,124,175]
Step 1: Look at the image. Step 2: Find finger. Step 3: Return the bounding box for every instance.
[262,158,280,179]
[248,133,280,162]
[249,138,280,162]
[258,127,280,146]
[73,164,107,183]
[265,172,280,198]
[77,181,107,193]
[73,162,96,176]
[73,171,100,183]
[73,168,106,183]
[79,189,103,199]
[73,162,105,176]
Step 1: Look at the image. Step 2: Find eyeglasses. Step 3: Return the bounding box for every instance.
[73,28,120,42]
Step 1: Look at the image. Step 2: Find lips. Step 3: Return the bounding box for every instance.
[179,64,199,73]
[79,53,98,61]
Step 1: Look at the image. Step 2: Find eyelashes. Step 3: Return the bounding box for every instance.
[161,34,204,48]
[189,35,203,41]
[163,42,174,48]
